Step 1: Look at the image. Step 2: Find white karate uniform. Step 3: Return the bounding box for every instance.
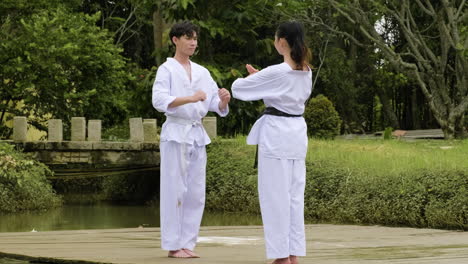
[152,58,228,251]
[232,62,312,259]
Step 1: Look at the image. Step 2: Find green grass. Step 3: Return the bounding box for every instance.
[307,139,468,176]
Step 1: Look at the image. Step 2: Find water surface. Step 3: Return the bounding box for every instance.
[0,203,262,233]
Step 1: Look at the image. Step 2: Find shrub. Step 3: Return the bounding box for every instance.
[304,94,342,139]
[383,127,393,139]
[303,165,468,230]
[0,143,62,212]
[205,137,259,213]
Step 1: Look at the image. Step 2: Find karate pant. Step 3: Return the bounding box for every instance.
[160,140,206,251]
[258,153,306,259]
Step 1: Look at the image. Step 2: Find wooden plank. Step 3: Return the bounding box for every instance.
[374,129,444,139]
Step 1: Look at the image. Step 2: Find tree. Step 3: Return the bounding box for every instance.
[321,0,467,139]
[0,7,129,134]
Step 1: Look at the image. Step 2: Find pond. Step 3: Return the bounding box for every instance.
[0,203,262,233]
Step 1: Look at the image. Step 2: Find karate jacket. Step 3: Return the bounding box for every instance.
[152,58,228,146]
[232,62,312,159]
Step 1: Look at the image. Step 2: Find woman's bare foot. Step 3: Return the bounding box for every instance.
[289,255,298,264]
[271,257,291,264]
[168,249,191,258]
[182,248,200,258]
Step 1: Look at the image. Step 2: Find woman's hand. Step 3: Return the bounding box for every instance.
[246,64,259,75]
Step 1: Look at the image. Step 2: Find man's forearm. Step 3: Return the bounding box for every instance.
[168,96,195,108]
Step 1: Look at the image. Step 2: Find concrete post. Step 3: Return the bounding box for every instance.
[71,117,86,141]
[48,119,63,142]
[203,117,217,138]
[13,116,27,142]
[88,120,102,142]
[143,119,158,142]
[129,118,144,142]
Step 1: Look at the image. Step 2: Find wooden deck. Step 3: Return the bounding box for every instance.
[1,225,467,264]
[401,129,445,139]
[374,129,445,139]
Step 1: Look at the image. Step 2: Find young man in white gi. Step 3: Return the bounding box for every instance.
[152,21,231,259]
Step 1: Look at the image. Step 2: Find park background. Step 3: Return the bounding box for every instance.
[0,0,467,231]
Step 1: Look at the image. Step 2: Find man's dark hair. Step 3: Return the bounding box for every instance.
[169,21,199,45]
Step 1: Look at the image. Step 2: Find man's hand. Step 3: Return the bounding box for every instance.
[246,64,259,75]
[191,90,207,102]
[168,90,206,108]
[218,88,231,111]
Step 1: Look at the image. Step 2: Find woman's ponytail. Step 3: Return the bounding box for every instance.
[276,21,308,70]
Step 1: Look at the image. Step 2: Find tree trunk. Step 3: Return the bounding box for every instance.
[411,86,421,129]
[0,109,6,124]
[152,8,164,66]
[454,114,466,139]
[376,86,400,129]
[0,98,12,124]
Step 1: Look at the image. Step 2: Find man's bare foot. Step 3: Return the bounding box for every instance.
[271,257,291,264]
[168,249,191,258]
[289,255,298,264]
[182,248,200,258]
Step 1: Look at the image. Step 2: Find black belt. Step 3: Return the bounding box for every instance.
[254,107,302,168]
[263,107,302,117]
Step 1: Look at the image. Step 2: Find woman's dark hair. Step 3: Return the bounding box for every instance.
[276,21,309,70]
[169,21,199,45]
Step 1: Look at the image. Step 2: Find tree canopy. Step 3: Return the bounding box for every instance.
[1,0,466,139]
[1,4,128,135]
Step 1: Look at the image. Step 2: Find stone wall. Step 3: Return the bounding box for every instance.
[9,116,218,166]
[12,116,217,144]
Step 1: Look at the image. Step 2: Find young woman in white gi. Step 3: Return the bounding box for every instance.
[152,21,231,259]
[231,21,312,264]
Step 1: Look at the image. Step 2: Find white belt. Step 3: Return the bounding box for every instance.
[166,116,202,126]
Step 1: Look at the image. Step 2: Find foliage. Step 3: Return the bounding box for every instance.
[51,169,159,204]
[0,7,130,134]
[304,95,342,139]
[305,163,467,230]
[101,123,131,142]
[120,64,168,124]
[205,137,468,230]
[206,137,259,213]
[0,143,62,212]
[312,47,366,133]
[0,0,81,21]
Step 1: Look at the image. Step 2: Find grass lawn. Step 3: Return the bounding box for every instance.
[307,139,468,175]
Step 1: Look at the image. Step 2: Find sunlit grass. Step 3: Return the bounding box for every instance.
[220,136,467,175]
[307,139,468,176]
